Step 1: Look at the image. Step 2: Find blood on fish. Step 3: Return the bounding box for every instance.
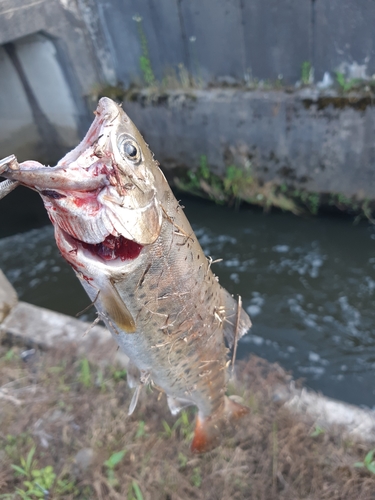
[82,234,143,261]
[72,190,101,210]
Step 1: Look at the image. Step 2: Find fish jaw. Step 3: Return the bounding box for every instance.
[1,97,163,246]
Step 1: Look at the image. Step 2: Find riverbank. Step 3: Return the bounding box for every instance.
[1,276,375,499]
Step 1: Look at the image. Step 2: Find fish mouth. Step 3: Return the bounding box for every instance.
[1,97,162,256]
[79,233,143,262]
[57,226,144,269]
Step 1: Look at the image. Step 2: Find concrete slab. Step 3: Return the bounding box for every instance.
[0,269,17,323]
[0,301,128,367]
[276,384,375,442]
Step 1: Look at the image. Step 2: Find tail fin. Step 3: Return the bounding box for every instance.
[191,396,249,453]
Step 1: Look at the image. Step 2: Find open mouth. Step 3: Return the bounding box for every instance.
[80,234,143,262]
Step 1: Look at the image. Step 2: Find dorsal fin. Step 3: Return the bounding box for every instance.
[220,288,251,348]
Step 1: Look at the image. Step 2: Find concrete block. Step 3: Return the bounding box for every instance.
[96,0,186,84]
[277,384,375,443]
[179,0,245,83]
[315,0,375,82]
[0,269,17,323]
[0,301,128,367]
[242,0,312,84]
[1,301,107,348]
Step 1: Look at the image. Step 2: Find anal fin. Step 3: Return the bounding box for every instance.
[167,395,192,416]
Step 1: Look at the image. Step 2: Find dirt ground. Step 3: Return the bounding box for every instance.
[0,339,375,500]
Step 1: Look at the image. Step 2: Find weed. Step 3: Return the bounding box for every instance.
[354,449,375,474]
[161,419,175,439]
[224,164,253,203]
[104,449,127,487]
[9,446,72,499]
[301,61,312,85]
[79,358,91,387]
[179,410,194,440]
[335,72,361,92]
[191,467,202,488]
[310,425,325,437]
[133,15,155,86]
[4,348,15,361]
[294,190,317,214]
[161,410,194,441]
[178,452,188,468]
[135,420,147,439]
[329,193,375,222]
[181,156,254,206]
[11,446,36,479]
[112,367,127,382]
[127,481,143,500]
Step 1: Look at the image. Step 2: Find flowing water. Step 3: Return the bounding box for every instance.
[1,190,374,408]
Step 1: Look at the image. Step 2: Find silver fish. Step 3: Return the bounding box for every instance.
[1,98,251,452]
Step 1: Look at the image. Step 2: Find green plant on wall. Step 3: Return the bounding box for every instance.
[335,71,361,92]
[133,15,155,86]
[301,61,312,85]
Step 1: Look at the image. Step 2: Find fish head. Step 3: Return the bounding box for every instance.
[2,97,164,272]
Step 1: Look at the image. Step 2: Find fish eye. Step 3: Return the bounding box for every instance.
[118,136,141,162]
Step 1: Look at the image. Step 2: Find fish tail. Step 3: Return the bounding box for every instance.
[191,396,249,454]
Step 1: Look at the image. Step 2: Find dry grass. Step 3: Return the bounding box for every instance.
[0,340,374,500]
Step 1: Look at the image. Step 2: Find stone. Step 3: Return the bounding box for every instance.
[0,269,17,323]
[74,448,95,471]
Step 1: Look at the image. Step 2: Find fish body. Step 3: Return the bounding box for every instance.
[1,98,251,452]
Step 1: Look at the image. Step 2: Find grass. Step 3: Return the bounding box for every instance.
[0,341,375,499]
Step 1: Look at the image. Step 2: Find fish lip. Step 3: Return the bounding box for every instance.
[56,97,122,168]
[1,98,120,191]
[2,164,108,192]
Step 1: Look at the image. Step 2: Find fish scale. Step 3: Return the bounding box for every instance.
[0,97,251,453]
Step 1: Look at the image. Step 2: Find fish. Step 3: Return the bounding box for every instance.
[1,97,251,453]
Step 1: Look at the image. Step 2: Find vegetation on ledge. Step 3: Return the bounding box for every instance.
[0,341,375,499]
[173,155,375,221]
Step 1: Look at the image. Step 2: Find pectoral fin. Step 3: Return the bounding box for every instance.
[100,280,136,333]
[128,385,142,416]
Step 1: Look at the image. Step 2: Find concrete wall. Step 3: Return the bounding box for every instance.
[0,1,375,200]
[124,88,375,200]
[83,0,375,86]
[0,0,106,163]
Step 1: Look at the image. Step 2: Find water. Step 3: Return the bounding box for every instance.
[1,192,374,408]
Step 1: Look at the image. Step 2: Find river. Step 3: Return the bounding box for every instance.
[1,188,374,408]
